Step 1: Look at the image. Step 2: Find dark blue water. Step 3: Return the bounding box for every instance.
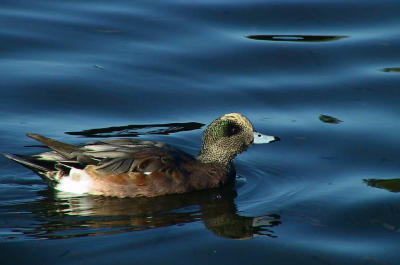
[1,0,400,264]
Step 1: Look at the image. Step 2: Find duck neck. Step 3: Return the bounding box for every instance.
[197,149,234,165]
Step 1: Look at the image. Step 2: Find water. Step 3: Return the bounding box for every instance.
[1,0,400,264]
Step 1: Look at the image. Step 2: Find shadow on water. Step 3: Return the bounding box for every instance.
[246,35,347,42]
[65,122,205,138]
[8,186,280,240]
[364,178,400,193]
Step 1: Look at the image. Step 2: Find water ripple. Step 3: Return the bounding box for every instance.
[247,35,347,42]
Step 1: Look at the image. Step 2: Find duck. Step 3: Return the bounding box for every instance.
[4,113,279,198]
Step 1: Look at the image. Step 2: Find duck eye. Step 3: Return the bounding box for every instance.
[227,124,241,136]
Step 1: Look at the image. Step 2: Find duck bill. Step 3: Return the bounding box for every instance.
[253,132,280,144]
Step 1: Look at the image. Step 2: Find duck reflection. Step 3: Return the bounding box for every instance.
[23,185,280,239]
[364,178,400,193]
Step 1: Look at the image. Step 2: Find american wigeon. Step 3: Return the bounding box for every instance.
[5,113,279,198]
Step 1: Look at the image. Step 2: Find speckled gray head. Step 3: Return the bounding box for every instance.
[198,113,279,164]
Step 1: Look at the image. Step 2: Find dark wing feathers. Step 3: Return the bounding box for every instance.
[95,157,137,174]
[92,144,193,175]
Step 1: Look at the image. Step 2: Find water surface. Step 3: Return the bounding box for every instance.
[1,0,400,264]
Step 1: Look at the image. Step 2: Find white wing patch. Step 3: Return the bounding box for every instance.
[34,151,66,161]
[55,168,93,194]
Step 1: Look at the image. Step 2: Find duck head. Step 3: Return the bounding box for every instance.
[198,113,279,164]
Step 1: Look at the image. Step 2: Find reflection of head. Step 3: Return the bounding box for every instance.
[204,213,281,239]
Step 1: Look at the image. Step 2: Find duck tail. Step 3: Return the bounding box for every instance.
[3,153,50,173]
[4,153,65,186]
[27,133,80,159]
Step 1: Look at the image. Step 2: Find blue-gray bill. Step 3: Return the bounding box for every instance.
[253,132,280,144]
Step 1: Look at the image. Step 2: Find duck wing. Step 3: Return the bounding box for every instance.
[82,139,195,175]
[27,134,195,176]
